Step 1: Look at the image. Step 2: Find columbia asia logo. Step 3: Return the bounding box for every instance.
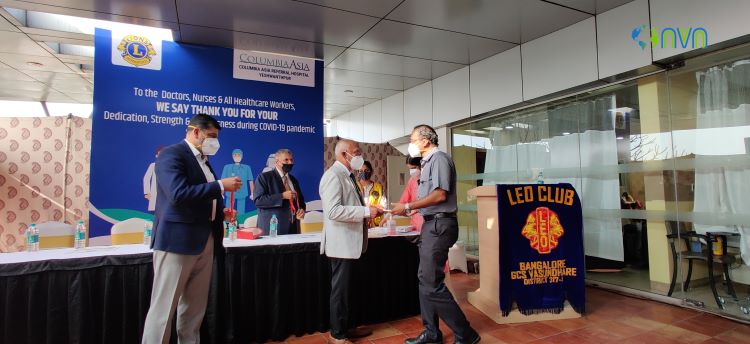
[631,25,708,50]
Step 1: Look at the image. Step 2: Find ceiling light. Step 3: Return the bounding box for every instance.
[562,132,570,135]
[484,126,503,131]
[53,12,173,41]
[46,102,93,118]
[465,129,486,134]
[26,61,44,67]
[0,100,46,117]
[617,136,624,140]
[505,125,514,129]
[510,122,530,129]
[608,107,634,113]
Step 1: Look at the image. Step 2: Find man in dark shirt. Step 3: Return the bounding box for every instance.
[392,124,480,344]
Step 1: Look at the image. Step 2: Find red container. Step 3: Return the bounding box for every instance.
[237,227,262,240]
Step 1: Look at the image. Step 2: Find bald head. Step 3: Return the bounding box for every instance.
[334,138,361,170]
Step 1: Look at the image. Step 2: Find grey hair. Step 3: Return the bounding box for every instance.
[413,124,438,146]
[334,139,353,156]
[275,148,292,157]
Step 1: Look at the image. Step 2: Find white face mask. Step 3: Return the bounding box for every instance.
[409,168,418,176]
[347,153,365,171]
[200,137,220,156]
[408,143,421,158]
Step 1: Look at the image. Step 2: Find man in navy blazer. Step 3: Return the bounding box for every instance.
[142,114,242,344]
[253,148,306,235]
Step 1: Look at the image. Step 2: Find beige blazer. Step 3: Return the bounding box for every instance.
[319,161,368,259]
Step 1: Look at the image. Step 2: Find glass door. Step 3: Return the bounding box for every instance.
[667,46,750,319]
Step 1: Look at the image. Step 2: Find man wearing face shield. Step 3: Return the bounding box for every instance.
[221,148,255,215]
[142,114,242,344]
[253,148,306,235]
[320,139,383,344]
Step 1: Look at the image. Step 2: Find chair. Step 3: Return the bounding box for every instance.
[300,211,323,233]
[666,221,738,309]
[448,240,468,273]
[393,215,411,226]
[243,215,258,228]
[37,221,75,249]
[111,218,148,245]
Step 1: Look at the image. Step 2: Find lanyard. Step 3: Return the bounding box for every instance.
[284,175,301,222]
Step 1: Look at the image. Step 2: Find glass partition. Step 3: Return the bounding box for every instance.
[452,45,750,320]
[667,49,750,318]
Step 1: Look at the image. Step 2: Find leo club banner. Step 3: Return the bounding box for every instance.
[497,184,585,316]
[89,28,323,240]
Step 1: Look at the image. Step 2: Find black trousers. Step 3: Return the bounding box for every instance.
[329,257,354,339]
[419,218,474,341]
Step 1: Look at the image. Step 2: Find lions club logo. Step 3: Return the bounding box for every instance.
[521,207,564,254]
[117,35,157,67]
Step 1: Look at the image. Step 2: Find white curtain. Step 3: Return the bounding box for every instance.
[693,61,750,266]
[484,98,623,261]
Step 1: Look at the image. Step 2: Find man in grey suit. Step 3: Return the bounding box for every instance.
[320,139,383,344]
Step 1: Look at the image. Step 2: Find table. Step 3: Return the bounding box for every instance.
[0,245,154,344]
[0,233,421,343]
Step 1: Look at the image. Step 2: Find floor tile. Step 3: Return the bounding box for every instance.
[308,272,749,344]
[486,326,539,343]
[288,333,328,344]
[648,325,711,344]
[388,317,423,334]
[370,334,407,344]
[714,326,750,344]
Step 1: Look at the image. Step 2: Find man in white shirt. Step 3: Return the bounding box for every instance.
[142,114,242,344]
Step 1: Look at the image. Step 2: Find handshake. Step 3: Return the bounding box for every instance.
[368,205,385,217]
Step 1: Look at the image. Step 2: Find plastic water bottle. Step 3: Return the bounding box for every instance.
[536,170,544,184]
[269,214,278,238]
[26,223,39,252]
[74,220,86,249]
[228,222,237,242]
[143,221,153,246]
[387,215,397,236]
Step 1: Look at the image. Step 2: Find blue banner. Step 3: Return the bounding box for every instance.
[89,28,323,239]
[497,184,585,316]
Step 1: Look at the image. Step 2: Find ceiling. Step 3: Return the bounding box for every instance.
[0,0,634,117]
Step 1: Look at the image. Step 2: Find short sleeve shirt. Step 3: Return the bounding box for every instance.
[417,148,457,215]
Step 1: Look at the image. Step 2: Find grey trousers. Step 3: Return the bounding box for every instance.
[142,235,214,344]
[418,218,474,341]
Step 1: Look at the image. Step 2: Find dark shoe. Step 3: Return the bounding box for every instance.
[405,331,443,344]
[346,326,372,338]
[454,331,480,344]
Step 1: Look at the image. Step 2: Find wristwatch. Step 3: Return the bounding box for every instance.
[405,203,411,212]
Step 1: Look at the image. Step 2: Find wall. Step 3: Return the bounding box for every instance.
[328,0,750,142]
[0,117,91,252]
[323,137,404,193]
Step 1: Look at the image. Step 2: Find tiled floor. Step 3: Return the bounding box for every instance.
[589,266,750,320]
[277,273,750,344]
